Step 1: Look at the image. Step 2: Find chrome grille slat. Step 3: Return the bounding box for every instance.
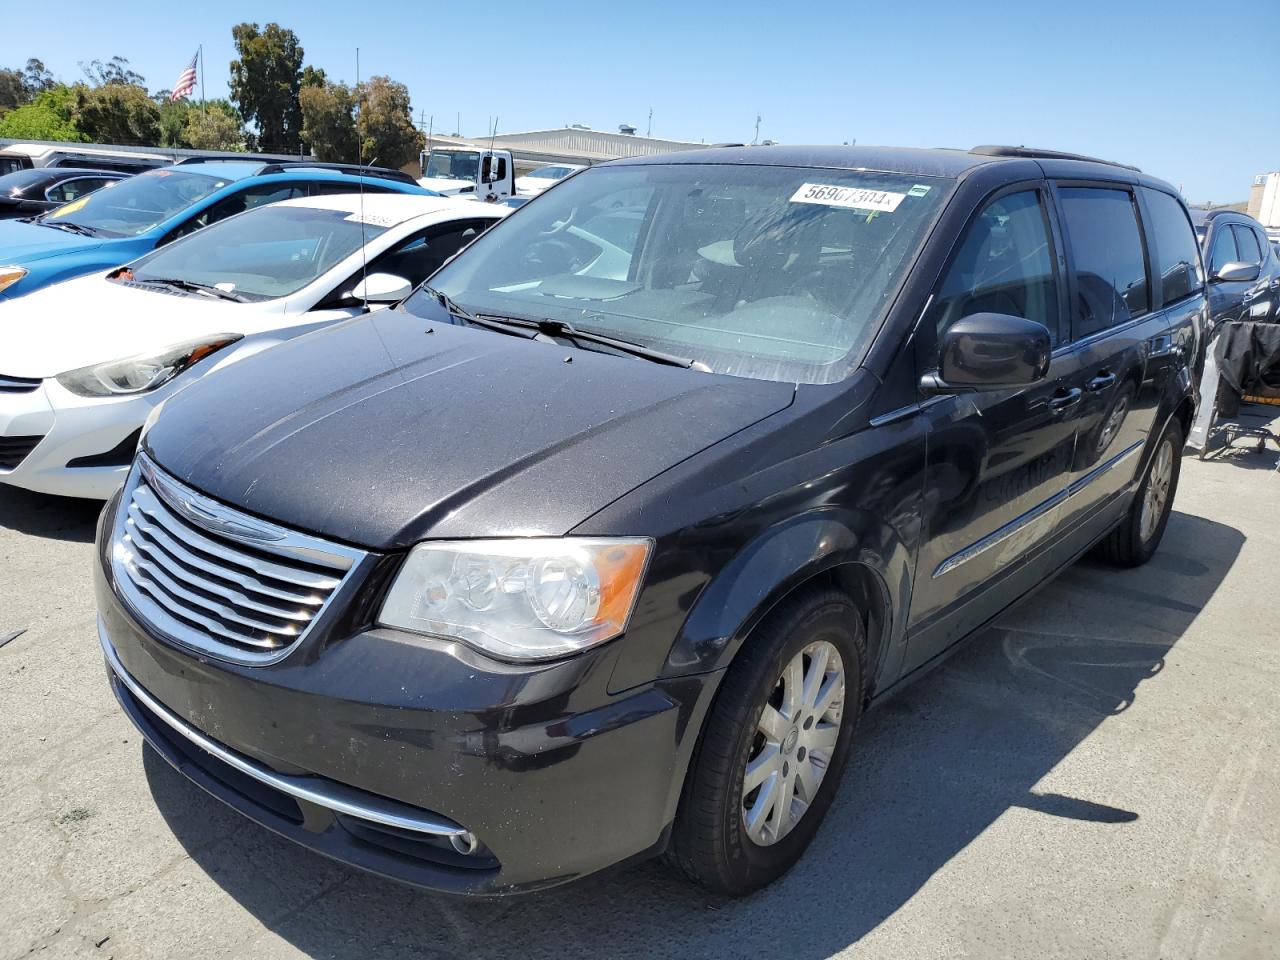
[111,454,367,665]
[125,553,302,637]
[132,485,343,591]
[126,573,278,649]
[125,502,326,609]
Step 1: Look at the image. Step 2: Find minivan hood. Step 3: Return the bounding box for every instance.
[145,309,795,548]
[1,273,272,378]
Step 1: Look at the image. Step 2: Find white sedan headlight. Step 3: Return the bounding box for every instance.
[56,335,242,397]
[379,538,652,660]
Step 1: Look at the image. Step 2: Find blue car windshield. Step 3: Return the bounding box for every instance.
[42,169,227,238]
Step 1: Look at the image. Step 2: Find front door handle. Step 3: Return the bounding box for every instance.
[1048,387,1083,411]
[1086,371,1117,392]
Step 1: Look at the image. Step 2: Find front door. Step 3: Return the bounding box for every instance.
[905,185,1083,674]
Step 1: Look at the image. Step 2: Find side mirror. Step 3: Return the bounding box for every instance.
[1212,261,1260,283]
[345,272,413,304]
[921,312,1052,394]
[481,155,506,184]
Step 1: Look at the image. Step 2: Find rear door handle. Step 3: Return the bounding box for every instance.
[1086,372,1117,392]
[1048,387,1083,411]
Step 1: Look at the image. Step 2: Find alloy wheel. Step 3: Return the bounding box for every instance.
[1140,437,1174,542]
[741,640,845,846]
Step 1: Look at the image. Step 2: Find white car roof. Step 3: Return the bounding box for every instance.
[271,192,505,225]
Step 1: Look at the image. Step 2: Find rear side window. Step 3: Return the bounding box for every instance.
[1232,224,1262,266]
[929,189,1062,345]
[1208,226,1238,273]
[1140,188,1203,308]
[1059,187,1149,338]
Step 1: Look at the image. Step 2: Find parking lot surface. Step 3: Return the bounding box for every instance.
[2,439,1278,960]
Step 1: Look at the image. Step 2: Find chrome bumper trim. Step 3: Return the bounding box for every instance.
[99,617,467,839]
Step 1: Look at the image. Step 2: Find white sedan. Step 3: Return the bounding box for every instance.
[514,164,585,197]
[0,193,504,499]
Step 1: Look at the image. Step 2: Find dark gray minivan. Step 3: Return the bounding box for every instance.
[95,145,1203,896]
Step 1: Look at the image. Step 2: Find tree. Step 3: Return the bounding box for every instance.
[0,84,85,141]
[75,82,159,145]
[0,58,55,115]
[354,76,422,169]
[155,97,191,147]
[79,56,145,88]
[230,22,305,153]
[0,70,24,115]
[23,59,54,96]
[300,81,357,162]
[185,109,245,151]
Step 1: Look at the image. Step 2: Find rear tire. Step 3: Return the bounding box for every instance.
[1096,416,1183,567]
[667,588,866,896]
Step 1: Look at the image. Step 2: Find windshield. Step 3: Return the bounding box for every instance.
[406,163,950,383]
[425,151,480,182]
[43,169,226,237]
[123,205,391,301]
[0,169,52,194]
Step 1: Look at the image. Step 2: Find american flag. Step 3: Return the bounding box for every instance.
[169,52,198,103]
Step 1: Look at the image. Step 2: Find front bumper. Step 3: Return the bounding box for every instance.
[0,378,151,499]
[95,504,721,895]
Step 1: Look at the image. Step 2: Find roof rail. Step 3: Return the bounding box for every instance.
[174,156,419,185]
[257,161,419,185]
[969,144,1141,173]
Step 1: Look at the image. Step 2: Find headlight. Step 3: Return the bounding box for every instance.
[378,538,652,660]
[0,266,27,294]
[56,335,242,397]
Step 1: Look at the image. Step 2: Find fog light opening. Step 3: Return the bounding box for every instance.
[449,831,480,856]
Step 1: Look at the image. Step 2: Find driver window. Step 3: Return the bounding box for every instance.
[163,184,305,244]
[928,189,1062,346]
[1208,227,1238,274]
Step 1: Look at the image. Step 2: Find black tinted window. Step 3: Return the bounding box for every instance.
[1232,224,1262,265]
[1208,226,1238,273]
[1060,187,1149,338]
[930,190,1061,345]
[1140,188,1203,308]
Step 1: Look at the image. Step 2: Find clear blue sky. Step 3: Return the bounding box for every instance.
[3,0,1276,203]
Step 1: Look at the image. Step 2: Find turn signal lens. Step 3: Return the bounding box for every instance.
[0,266,28,295]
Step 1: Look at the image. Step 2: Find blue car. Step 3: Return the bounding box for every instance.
[0,160,435,301]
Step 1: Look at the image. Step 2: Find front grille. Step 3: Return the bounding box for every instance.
[111,454,366,665]
[0,435,43,470]
[0,375,41,394]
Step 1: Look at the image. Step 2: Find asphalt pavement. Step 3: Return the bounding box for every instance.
[1,432,1277,960]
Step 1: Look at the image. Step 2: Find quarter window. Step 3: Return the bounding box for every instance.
[929,189,1061,345]
[1139,188,1203,308]
[1059,187,1149,338]
[1208,226,1238,274]
[1232,224,1262,266]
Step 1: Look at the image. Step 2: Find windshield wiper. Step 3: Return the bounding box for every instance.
[132,277,248,303]
[525,316,709,370]
[422,287,709,370]
[33,218,99,237]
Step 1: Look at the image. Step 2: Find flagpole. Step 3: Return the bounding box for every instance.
[198,45,206,119]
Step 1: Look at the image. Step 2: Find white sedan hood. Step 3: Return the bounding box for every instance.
[0,272,281,379]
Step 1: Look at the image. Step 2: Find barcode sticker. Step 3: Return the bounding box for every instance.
[789,183,905,212]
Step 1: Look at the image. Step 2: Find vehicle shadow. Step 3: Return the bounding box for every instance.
[144,509,1243,960]
[0,486,101,543]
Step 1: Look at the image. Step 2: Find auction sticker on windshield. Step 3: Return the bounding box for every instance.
[790,183,905,212]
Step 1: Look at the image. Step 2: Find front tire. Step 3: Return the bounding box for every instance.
[1097,416,1183,567]
[668,588,866,896]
